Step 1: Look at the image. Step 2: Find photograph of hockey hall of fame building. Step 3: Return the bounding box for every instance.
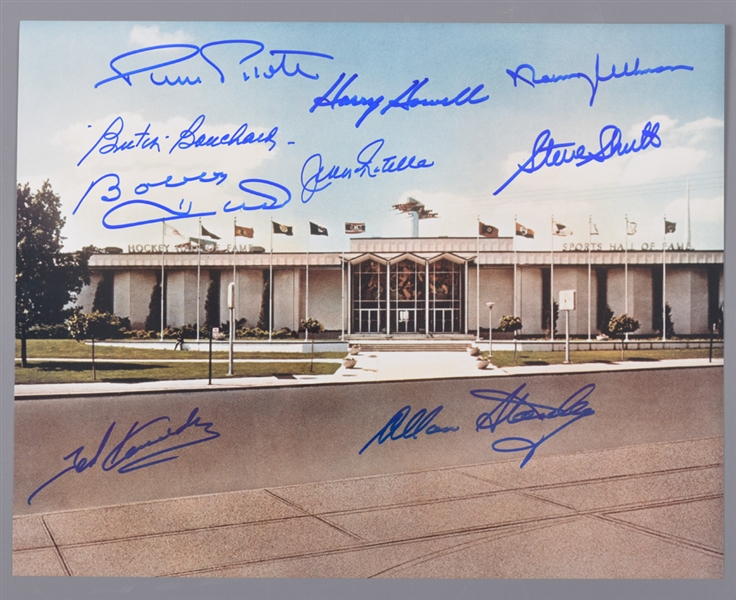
[78,226,724,341]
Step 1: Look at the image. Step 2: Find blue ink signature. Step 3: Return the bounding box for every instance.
[95,40,333,88]
[28,407,220,505]
[493,121,661,195]
[359,405,459,454]
[168,114,278,154]
[473,383,595,468]
[134,171,228,195]
[310,73,489,128]
[301,138,434,203]
[77,116,162,167]
[506,54,694,106]
[102,199,217,229]
[224,178,292,211]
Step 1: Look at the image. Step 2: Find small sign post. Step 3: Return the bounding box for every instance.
[559,290,576,364]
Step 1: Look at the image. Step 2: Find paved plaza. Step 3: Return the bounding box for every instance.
[13,436,723,578]
[12,353,724,578]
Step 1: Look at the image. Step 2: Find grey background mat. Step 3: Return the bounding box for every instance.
[1,1,734,599]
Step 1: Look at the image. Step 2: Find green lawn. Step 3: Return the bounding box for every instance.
[15,339,346,360]
[14,360,341,385]
[484,348,723,368]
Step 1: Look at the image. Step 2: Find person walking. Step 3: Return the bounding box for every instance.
[174,329,185,350]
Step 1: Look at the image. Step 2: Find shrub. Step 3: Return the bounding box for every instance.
[608,314,641,339]
[498,315,522,333]
[67,309,131,340]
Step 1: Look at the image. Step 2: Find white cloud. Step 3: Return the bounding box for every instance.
[129,25,194,47]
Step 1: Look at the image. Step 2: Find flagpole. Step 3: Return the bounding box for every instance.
[160,220,165,342]
[196,217,201,343]
[340,250,345,341]
[624,214,629,315]
[514,215,518,318]
[686,179,691,250]
[587,216,592,341]
[550,216,555,341]
[305,229,310,341]
[232,217,237,333]
[269,219,273,342]
[476,215,480,341]
[663,215,667,341]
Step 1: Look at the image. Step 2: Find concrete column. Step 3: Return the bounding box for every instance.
[667,267,709,335]
[520,268,543,335]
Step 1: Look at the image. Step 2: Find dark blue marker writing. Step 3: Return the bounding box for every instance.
[493,121,661,195]
[506,54,694,106]
[473,383,595,467]
[28,408,220,505]
[380,77,489,116]
[247,50,334,81]
[309,73,385,128]
[310,73,489,128]
[102,199,217,229]
[95,40,333,88]
[223,178,292,211]
[134,171,228,195]
[77,116,161,167]
[301,138,434,203]
[169,114,278,153]
[73,173,122,215]
[359,405,459,455]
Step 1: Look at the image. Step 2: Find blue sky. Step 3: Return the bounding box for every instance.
[16,22,724,252]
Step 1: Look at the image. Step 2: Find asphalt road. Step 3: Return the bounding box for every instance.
[14,367,723,515]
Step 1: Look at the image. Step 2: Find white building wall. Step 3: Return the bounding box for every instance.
[113,271,131,321]
[552,267,598,336]
[478,267,513,332]
[113,270,157,328]
[519,267,543,334]
[168,270,206,327]
[234,269,265,329]
[607,267,654,334]
[667,267,709,335]
[77,273,102,312]
[304,268,342,331]
[273,268,300,331]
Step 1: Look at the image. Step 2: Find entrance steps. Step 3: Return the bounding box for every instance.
[345,337,475,352]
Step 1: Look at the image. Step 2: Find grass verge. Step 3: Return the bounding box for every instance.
[484,348,723,368]
[15,360,341,385]
[15,339,346,360]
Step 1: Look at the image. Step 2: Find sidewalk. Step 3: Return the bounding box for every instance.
[14,352,723,398]
[13,436,723,577]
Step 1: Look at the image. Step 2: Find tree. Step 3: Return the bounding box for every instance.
[301,318,324,373]
[16,182,92,367]
[608,314,641,360]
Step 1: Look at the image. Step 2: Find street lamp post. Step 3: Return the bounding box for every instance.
[486,302,495,358]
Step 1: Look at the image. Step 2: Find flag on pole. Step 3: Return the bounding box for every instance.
[345,222,366,234]
[627,221,637,235]
[479,222,499,238]
[164,222,183,238]
[235,224,254,238]
[590,222,599,235]
[189,237,217,251]
[201,225,221,239]
[553,222,571,236]
[665,220,677,234]
[272,221,293,236]
[515,222,534,238]
[310,222,328,236]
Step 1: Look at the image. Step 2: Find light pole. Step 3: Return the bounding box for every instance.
[227,282,235,376]
[486,302,495,358]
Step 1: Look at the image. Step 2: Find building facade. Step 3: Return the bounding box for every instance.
[78,237,724,337]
